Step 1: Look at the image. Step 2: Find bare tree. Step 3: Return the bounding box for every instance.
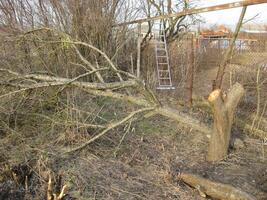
[137,0,201,45]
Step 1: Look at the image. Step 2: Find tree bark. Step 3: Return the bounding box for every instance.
[180,172,256,200]
[207,83,245,162]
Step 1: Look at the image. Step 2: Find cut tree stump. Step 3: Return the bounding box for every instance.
[207,83,245,162]
[180,172,256,200]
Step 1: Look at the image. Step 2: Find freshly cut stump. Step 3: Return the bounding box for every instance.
[207,83,245,162]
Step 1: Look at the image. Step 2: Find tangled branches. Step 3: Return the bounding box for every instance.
[0,28,211,158]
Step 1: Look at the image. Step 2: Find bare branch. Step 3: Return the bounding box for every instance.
[63,107,156,154]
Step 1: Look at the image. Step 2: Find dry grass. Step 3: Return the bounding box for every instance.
[0,27,266,200]
[0,101,266,199]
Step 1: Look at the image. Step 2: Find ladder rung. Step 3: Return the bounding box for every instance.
[158,85,172,87]
[159,70,169,75]
[159,73,170,75]
[158,63,168,65]
[156,48,166,51]
[159,75,170,77]
[159,78,170,80]
[159,77,171,79]
[156,50,167,52]
[157,58,168,60]
[156,86,175,90]
[158,70,169,72]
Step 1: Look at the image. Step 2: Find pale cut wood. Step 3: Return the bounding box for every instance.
[47,174,68,200]
[180,172,256,200]
[207,83,245,162]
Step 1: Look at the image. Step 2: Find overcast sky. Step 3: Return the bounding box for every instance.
[199,0,267,26]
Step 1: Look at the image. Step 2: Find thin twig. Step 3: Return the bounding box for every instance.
[113,119,132,157]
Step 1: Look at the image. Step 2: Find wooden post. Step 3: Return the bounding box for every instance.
[186,34,195,107]
[136,23,142,78]
[130,53,134,74]
[207,83,245,162]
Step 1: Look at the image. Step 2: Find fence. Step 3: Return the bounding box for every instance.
[141,34,267,103]
[197,37,267,68]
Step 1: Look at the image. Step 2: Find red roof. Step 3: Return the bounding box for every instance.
[200,25,230,38]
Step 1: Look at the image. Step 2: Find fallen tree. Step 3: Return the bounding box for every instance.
[0,28,246,162]
[0,66,211,154]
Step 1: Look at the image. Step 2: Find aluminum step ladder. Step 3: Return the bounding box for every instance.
[154,22,175,90]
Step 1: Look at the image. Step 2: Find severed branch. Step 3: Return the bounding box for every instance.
[26,113,106,129]
[47,174,68,200]
[71,41,126,82]
[179,172,256,200]
[73,45,105,83]
[0,79,139,98]
[0,70,211,138]
[63,107,156,154]
[156,106,211,135]
[0,68,139,98]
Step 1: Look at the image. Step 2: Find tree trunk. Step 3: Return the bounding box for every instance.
[207,83,245,162]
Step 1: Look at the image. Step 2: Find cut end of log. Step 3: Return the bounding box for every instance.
[208,89,221,102]
[179,172,257,200]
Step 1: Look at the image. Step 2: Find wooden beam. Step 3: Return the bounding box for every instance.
[185,34,195,107]
[115,0,267,26]
[136,23,141,78]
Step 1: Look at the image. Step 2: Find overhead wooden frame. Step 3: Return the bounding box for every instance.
[115,0,267,26]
